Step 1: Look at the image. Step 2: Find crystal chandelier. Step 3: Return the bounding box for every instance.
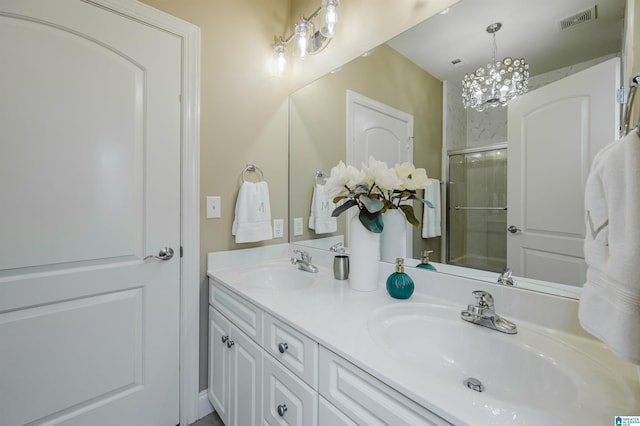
[462,23,529,111]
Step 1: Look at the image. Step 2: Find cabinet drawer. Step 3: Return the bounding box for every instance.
[210,279,263,345]
[318,347,451,426]
[319,396,356,426]
[263,354,317,426]
[264,312,318,389]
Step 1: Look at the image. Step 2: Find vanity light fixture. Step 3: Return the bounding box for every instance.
[461,22,529,111]
[271,0,340,76]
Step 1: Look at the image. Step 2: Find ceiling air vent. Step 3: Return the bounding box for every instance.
[558,6,597,32]
[450,58,464,67]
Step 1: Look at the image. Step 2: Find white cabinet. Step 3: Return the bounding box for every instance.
[264,312,318,389]
[208,278,449,426]
[319,396,357,426]
[208,306,230,423]
[263,354,318,426]
[319,347,451,426]
[208,306,263,426]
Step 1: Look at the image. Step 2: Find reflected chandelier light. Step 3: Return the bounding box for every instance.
[271,0,341,76]
[461,23,529,111]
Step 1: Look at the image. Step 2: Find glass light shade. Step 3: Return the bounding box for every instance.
[462,57,529,111]
[319,0,340,38]
[272,41,286,76]
[293,18,314,59]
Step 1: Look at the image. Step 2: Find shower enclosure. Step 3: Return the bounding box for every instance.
[447,145,507,272]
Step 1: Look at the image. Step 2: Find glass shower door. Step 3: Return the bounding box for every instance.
[447,147,507,272]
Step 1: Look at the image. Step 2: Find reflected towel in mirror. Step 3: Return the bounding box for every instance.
[422,178,441,238]
[309,183,337,234]
[232,181,273,243]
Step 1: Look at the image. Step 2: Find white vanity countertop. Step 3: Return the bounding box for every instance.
[207,245,640,426]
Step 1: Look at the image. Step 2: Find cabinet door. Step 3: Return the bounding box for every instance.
[208,307,231,425]
[263,354,317,426]
[229,324,263,426]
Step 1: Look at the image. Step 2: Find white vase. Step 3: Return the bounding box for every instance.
[348,214,380,292]
[380,209,407,263]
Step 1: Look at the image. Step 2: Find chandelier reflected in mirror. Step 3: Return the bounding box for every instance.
[462,23,529,111]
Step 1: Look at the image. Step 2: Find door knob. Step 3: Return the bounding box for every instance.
[144,247,174,261]
[226,339,235,348]
[278,342,288,354]
[507,226,521,234]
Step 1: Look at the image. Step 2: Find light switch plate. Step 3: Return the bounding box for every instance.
[206,196,221,219]
[293,218,303,236]
[273,219,284,238]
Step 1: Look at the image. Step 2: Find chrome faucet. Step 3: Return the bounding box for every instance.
[291,250,319,273]
[329,242,345,253]
[497,268,514,286]
[461,290,517,334]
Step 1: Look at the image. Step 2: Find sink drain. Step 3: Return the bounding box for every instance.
[464,377,484,392]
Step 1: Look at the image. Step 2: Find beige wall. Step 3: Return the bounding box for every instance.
[139,0,457,390]
[289,44,443,260]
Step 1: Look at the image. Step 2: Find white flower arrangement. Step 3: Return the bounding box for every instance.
[324,156,433,233]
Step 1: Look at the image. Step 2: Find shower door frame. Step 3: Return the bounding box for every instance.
[444,143,508,269]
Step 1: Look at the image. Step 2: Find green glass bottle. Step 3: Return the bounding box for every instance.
[416,250,437,271]
[386,258,414,299]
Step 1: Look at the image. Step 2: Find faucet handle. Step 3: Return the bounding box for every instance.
[293,249,311,262]
[329,242,345,253]
[472,290,494,309]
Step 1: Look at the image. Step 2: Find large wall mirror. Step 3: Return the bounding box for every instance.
[289,0,627,299]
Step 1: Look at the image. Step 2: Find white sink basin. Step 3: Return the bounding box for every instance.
[240,265,315,290]
[368,302,638,421]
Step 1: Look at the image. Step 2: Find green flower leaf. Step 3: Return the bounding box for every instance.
[331,199,357,217]
[360,195,384,213]
[410,194,434,208]
[399,204,420,227]
[359,209,384,233]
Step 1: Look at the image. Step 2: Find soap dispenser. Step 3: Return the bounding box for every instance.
[386,258,414,299]
[416,250,437,271]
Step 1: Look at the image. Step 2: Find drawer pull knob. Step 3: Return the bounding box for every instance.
[226,339,235,348]
[278,342,288,353]
[277,404,287,416]
[221,335,228,343]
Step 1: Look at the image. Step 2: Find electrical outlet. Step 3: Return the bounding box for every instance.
[273,219,284,238]
[293,218,303,236]
[206,196,221,219]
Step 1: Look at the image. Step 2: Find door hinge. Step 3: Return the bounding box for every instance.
[616,87,625,104]
[180,246,183,258]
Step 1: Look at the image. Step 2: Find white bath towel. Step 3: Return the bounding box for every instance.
[578,130,640,365]
[308,183,337,234]
[232,181,273,243]
[422,178,441,238]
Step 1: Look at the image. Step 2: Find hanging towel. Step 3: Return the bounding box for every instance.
[232,181,273,243]
[422,178,441,238]
[308,183,337,234]
[578,130,640,365]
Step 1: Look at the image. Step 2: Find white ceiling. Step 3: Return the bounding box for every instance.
[386,0,625,82]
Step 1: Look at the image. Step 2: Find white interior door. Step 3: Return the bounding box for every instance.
[0,2,181,425]
[506,58,620,286]
[347,91,414,256]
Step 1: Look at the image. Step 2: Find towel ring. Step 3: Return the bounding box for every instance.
[315,170,327,184]
[242,164,264,182]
